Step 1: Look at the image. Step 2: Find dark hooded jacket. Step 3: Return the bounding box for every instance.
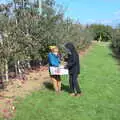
[65,42,80,74]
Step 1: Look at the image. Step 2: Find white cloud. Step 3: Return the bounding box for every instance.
[86,10,120,25]
[86,19,113,25]
[114,10,120,16]
[86,19,96,23]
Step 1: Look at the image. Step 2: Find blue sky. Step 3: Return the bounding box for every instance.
[56,0,120,26]
[1,0,120,26]
[0,0,11,4]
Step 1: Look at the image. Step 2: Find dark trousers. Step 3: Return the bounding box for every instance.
[69,73,81,94]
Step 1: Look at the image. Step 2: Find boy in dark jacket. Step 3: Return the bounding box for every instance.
[64,42,82,96]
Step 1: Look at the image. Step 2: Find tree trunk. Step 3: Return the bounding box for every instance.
[0,69,4,89]
[38,0,42,15]
[5,59,9,82]
[14,0,17,10]
[1,71,4,82]
[27,61,31,69]
[15,61,18,77]
[22,0,25,8]
[17,60,22,79]
[99,34,102,43]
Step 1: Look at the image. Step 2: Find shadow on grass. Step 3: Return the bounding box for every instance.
[110,53,120,65]
[109,53,120,65]
[109,46,120,66]
[43,81,70,93]
[43,82,54,91]
[61,84,70,93]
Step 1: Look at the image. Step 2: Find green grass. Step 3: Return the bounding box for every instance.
[12,43,120,120]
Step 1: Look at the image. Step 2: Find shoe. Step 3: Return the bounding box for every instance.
[70,93,75,96]
[55,90,61,95]
[76,93,83,97]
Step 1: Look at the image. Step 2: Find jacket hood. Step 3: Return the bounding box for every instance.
[64,42,76,53]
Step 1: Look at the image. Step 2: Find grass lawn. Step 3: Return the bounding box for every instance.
[12,43,120,120]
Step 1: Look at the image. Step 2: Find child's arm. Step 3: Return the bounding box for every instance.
[48,54,59,67]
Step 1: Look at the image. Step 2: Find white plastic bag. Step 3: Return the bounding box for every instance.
[50,65,68,75]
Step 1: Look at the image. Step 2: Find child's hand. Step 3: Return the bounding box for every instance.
[64,65,68,69]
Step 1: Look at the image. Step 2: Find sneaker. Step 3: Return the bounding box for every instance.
[76,93,83,97]
[70,93,75,96]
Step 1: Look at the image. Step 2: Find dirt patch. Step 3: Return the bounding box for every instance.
[0,66,50,119]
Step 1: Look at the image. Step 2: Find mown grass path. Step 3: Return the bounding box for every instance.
[12,43,120,120]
